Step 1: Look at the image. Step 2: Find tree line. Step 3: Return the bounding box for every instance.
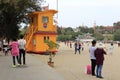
[57,24,120,41]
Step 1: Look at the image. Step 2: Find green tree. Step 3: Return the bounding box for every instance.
[0,0,44,40]
[57,35,72,41]
[94,31,104,40]
[114,29,120,41]
[87,28,94,34]
[79,27,88,33]
[113,21,120,27]
[57,26,62,35]
[63,27,74,35]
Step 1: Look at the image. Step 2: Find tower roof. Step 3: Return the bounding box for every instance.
[28,9,58,16]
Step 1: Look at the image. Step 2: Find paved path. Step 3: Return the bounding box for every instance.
[0,53,64,80]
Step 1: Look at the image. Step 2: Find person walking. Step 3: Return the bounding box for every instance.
[18,34,26,65]
[74,42,81,54]
[109,42,114,54]
[10,38,20,68]
[70,42,72,48]
[95,42,107,79]
[89,40,96,76]
[81,42,84,51]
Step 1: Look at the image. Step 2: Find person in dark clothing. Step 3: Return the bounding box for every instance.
[95,42,107,79]
[70,42,72,48]
[74,42,81,54]
[89,40,96,76]
[18,35,26,65]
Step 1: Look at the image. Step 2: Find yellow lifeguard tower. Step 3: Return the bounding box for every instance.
[24,10,58,54]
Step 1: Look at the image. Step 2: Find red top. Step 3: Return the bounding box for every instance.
[95,48,106,65]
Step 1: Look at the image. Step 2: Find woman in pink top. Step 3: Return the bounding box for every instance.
[10,38,19,67]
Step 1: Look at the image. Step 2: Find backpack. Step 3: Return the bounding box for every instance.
[85,65,91,74]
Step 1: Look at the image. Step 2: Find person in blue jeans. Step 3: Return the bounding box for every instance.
[95,42,107,79]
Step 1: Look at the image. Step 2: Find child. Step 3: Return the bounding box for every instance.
[109,43,114,54]
[10,38,19,68]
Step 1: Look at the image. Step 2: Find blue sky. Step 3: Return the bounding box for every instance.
[46,0,120,28]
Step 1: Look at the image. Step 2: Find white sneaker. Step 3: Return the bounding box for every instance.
[17,64,20,66]
[12,65,16,68]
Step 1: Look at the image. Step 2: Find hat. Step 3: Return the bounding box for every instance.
[97,42,104,48]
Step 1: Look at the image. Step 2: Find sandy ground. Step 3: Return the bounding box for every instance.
[33,42,120,80]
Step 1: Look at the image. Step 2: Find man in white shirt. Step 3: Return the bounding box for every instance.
[89,40,96,76]
[18,35,26,65]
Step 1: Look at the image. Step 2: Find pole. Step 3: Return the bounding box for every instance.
[56,0,58,19]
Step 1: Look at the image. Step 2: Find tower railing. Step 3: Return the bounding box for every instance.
[24,24,38,50]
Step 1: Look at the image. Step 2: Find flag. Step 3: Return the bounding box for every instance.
[54,19,58,24]
[53,19,58,25]
[42,4,49,11]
